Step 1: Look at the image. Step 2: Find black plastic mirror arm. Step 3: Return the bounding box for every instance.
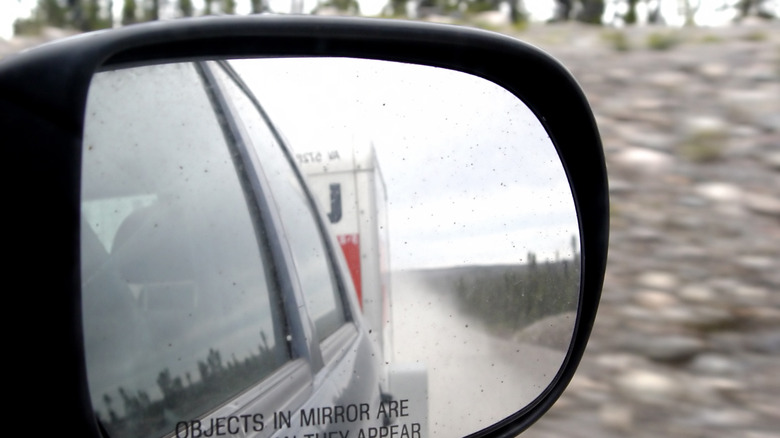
[0,15,607,438]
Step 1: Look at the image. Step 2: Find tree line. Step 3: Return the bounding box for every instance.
[13,0,778,38]
[550,0,777,26]
[97,330,280,438]
[15,0,266,33]
[453,238,580,335]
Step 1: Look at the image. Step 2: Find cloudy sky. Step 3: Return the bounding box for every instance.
[231,58,579,270]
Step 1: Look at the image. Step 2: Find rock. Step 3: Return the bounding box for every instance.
[737,255,775,271]
[679,284,717,303]
[732,124,762,138]
[624,334,706,362]
[599,98,631,120]
[756,113,780,132]
[698,63,729,80]
[608,178,633,194]
[743,433,780,438]
[612,147,674,172]
[647,71,689,89]
[682,375,744,405]
[738,64,777,83]
[693,182,743,203]
[618,305,657,322]
[599,403,633,432]
[766,152,780,171]
[635,290,678,309]
[677,194,709,208]
[665,245,709,260]
[691,408,756,427]
[744,193,780,217]
[671,307,737,331]
[697,376,745,394]
[721,88,780,128]
[512,312,576,351]
[748,331,780,354]
[729,284,769,301]
[689,354,742,375]
[595,353,649,371]
[631,131,674,150]
[709,332,745,353]
[606,68,632,84]
[736,306,780,325]
[615,369,682,403]
[683,116,730,136]
[630,97,665,112]
[637,271,679,290]
[677,116,731,162]
[627,227,663,242]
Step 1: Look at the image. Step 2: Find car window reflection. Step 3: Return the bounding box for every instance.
[81,62,290,438]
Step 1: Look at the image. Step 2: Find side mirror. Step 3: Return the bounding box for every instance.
[1,16,608,438]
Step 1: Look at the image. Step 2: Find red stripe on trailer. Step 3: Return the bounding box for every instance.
[338,234,362,310]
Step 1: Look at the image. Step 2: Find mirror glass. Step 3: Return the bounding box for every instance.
[80,58,579,438]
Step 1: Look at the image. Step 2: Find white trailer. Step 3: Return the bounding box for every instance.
[294,143,393,361]
[296,143,428,436]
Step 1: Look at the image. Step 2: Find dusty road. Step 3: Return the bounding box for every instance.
[391,274,568,437]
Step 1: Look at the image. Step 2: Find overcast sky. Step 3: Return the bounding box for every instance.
[231,58,579,270]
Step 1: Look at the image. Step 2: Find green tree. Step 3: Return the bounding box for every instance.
[577,0,604,24]
[680,0,700,26]
[647,0,663,23]
[735,0,777,20]
[624,0,639,24]
[464,0,493,13]
[388,0,406,16]
[607,0,664,26]
[321,0,360,13]
[14,0,67,34]
[40,0,68,26]
[250,0,265,13]
[222,0,237,14]
[122,0,138,24]
[83,0,111,30]
[509,0,528,24]
[178,0,193,16]
[65,0,83,29]
[144,0,159,21]
[553,0,604,24]
[32,0,111,32]
[108,0,114,25]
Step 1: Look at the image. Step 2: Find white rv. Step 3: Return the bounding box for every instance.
[297,143,429,436]
[294,143,394,362]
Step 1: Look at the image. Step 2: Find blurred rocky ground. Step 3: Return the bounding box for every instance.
[3,17,779,438]
[512,20,780,438]
[0,27,77,57]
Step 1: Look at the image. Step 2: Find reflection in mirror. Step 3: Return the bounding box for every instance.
[80,58,579,438]
[233,58,580,436]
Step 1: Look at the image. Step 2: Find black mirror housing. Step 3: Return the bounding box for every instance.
[1,16,608,438]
